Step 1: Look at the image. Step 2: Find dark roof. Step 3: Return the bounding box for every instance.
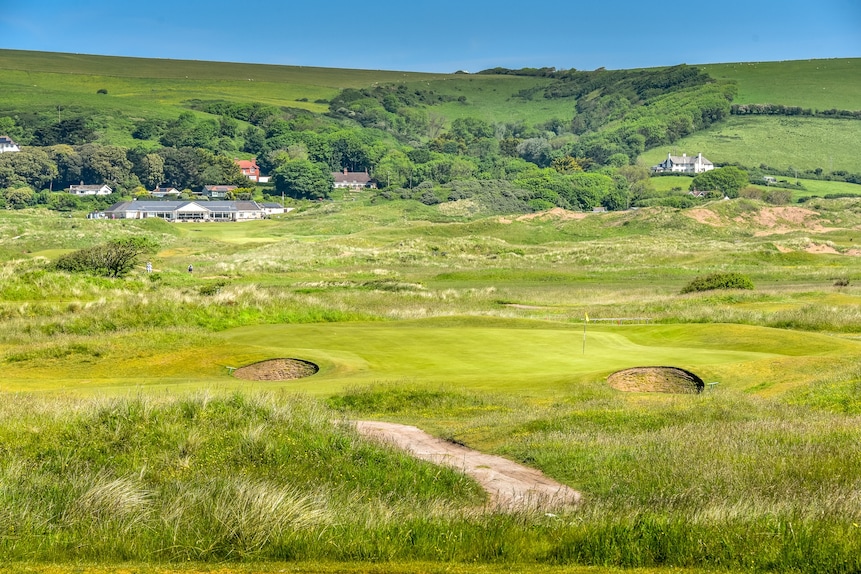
[333,171,372,184]
[104,200,267,214]
[0,135,18,145]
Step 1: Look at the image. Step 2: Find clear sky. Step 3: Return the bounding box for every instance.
[1,0,859,72]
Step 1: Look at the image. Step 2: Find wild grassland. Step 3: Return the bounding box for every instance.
[3,200,861,571]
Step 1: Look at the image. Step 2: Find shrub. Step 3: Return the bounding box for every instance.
[55,237,157,278]
[681,272,754,294]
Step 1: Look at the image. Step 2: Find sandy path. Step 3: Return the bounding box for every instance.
[354,420,581,510]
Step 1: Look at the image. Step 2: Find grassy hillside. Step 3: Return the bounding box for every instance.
[639,115,861,173]
[702,58,861,109]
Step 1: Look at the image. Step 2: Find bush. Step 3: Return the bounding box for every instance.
[55,237,157,278]
[681,272,754,294]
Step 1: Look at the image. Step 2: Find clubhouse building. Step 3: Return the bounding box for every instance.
[100,200,285,222]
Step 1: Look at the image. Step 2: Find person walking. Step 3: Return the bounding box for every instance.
[146,261,152,273]
[187,264,193,274]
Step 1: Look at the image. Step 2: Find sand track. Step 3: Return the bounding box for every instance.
[354,420,580,511]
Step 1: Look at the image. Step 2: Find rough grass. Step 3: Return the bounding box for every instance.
[4,200,861,571]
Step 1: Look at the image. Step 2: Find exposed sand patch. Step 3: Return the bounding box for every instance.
[354,421,581,510]
[685,208,724,227]
[751,207,838,236]
[805,243,840,254]
[232,358,319,380]
[608,366,704,394]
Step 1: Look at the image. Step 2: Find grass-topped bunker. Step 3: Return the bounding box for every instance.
[232,358,319,381]
[608,366,705,393]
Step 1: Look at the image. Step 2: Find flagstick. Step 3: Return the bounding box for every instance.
[582,316,587,354]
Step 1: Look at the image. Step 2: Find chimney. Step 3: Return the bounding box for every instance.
[682,153,686,158]
[343,168,348,174]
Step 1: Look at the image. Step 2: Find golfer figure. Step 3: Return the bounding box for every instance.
[188,264,193,274]
[146,261,152,273]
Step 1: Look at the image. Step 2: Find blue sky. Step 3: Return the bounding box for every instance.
[1,0,859,72]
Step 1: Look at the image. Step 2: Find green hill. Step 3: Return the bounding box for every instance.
[1,49,859,202]
[701,58,861,110]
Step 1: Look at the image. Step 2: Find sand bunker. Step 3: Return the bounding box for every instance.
[608,366,704,394]
[232,358,319,381]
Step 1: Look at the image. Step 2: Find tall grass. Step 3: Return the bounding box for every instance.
[3,389,859,570]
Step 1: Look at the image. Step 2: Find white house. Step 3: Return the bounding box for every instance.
[652,153,714,174]
[69,184,113,196]
[0,136,20,153]
[332,168,376,190]
[152,186,181,197]
[260,202,288,215]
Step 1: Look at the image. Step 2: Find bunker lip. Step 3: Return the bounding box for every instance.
[608,366,704,394]
[232,358,319,381]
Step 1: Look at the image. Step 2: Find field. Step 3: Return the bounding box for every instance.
[3,50,860,171]
[3,195,861,572]
[650,174,861,201]
[638,115,861,173]
[702,58,861,110]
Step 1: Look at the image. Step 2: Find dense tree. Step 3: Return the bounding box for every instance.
[79,144,136,189]
[690,166,749,197]
[33,117,95,146]
[374,150,413,188]
[516,138,552,167]
[46,145,83,190]
[0,186,36,209]
[0,148,58,190]
[273,159,333,199]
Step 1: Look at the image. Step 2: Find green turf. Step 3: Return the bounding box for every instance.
[5,316,857,396]
[701,58,861,110]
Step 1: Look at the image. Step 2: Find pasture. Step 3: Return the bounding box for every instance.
[638,115,861,173]
[702,58,861,110]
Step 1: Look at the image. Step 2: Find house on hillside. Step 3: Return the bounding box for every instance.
[201,185,238,199]
[0,136,20,153]
[332,168,376,190]
[152,186,181,198]
[234,158,269,183]
[651,153,714,174]
[103,199,271,222]
[69,183,113,196]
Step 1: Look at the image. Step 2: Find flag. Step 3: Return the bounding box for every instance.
[584,312,589,322]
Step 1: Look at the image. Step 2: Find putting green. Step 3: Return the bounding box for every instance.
[215,317,859,395]
[5,317,857,395]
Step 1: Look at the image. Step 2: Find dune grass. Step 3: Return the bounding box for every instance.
[3,200,861,571]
